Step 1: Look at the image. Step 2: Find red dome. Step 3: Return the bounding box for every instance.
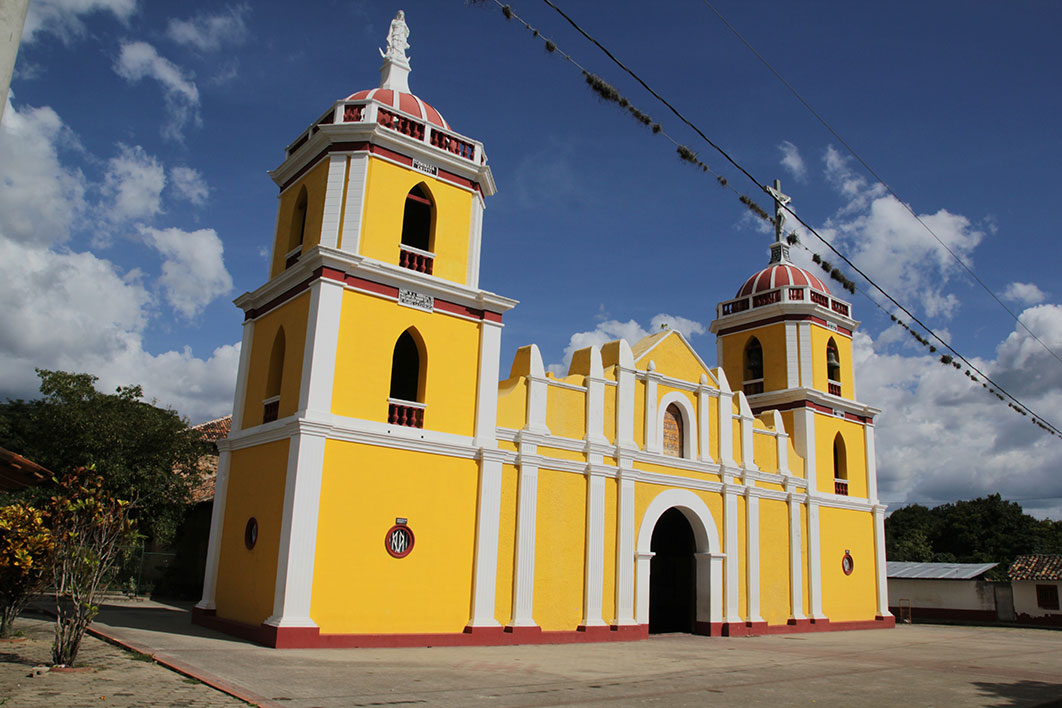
[346,88,449,130]
[736,262,830,298]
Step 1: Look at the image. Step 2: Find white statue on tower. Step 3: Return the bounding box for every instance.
[381,10,410,62]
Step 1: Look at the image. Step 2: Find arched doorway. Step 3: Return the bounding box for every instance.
[649,507,696,633]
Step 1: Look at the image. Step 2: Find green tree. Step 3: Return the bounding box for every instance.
[0,502,55,637]
[0,370,205,545]
[48,469,138,666]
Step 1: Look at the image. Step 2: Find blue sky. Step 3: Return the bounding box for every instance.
[3,0,1061,518]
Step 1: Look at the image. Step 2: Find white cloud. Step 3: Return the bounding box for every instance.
[166,5,250,52]
[102,143,165,222]
[0,98,86,246]
[169,166,209,205]
[22,0,137,43]
[1002,281,1046,306]
[778,140,806,182]
[0,99,238,423]
[113,41,200,141]
[140,226,233,318]
[550,314,706,375]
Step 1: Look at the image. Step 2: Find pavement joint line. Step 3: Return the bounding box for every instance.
[86,622,279,708]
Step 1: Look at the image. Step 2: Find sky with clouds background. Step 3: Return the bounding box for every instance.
[3,0,1061,518]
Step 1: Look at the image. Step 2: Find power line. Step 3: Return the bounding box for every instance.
[493,0,1062,438]
[699,0,1062,371]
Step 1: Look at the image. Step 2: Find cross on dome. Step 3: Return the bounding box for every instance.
[764,178,793,264]
[379,10,412,93]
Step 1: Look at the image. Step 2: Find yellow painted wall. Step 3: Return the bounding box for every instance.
[602,477,617,623]
[819,506,877,622]
[494,464,518,625]
[242,294,310,429]
[801,504,810,617]
[330,290,480,435]
[310,441,478,633]
[533,468,586,631]
[545,383,587,440]
[215,440,290,626]
[706,389,720,462]
[496,378,526,430]
[737,497,747,619]
[719,324,787,392]
[752,429,778,473]
[634,333,710,384]
[602,384,617,444]
[632,380,645,449]
[759,498,791,625]
[813,414,867,497]
[359,157,472,285]
[270,160,331,278]
[810,325,854,397]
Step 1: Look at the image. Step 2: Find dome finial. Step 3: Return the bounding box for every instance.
[765,178,792,263]
[379,10,411,93]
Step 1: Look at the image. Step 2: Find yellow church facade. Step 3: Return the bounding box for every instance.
[193,13,893,648]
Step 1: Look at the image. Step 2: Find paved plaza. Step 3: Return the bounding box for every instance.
[2,599,1060,707]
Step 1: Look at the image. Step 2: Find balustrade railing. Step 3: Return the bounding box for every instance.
[262,396,280,424]
[828,381,841,396]
[834,479,849,496]
[388,400,425,428]
[399,245,434,274]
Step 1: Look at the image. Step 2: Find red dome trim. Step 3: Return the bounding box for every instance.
[737,263,830,298]
[343,88,450,130]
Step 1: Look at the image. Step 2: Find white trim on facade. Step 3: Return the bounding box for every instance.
[466,455,503,629]
[723,485,741,623]
[339,153,370,254]
[298,279,344,415]
[508,445,540,629]
[318,154,348,249]
[745,489,764,623]
[581,470,608,628]
[656,389,698,459]
[195,448,230,611]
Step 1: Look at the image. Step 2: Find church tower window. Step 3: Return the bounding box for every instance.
[399,184,435,274]
[833,433,848,495]
[388,328,426,428]
[826,338,841,396]
[263,328,285,423]
[286,186,308,268]
[743,337,764,395]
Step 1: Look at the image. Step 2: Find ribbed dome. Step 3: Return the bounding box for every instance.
[736,261,830,298]
[345,88,449,130]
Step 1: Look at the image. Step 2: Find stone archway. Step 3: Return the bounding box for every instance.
[649,507,696,632]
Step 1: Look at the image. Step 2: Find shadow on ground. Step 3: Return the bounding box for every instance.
[973,680,1062,708]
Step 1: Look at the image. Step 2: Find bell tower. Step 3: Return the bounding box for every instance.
[196,11,518,645]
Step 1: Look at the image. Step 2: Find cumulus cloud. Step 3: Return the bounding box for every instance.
[818,146,985,320]
[778,140,806,182]
[1002,281,1046,306]
[550,314,706,375]
[0,98,85,247]
[166,5,250,52]
[22,0,137,43]
[169,166,209,205]
[140,226,234,319]
[113,41,200,141]
[102,143,165,222]
[0,99,238,422]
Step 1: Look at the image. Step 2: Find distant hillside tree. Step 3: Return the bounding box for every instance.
[886,495,1062,575]
[0,370,205,545]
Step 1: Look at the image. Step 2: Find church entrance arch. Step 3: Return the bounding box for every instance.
[636,489,724,634]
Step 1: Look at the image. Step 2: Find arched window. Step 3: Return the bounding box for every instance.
[662,403,685,458]
[826,338,841,396]
[263,328,285,423]
[286,186,308,268]
[399,184,435,274]
[743,337,764,395]
[388,328,426,428]
[833,433,848,495]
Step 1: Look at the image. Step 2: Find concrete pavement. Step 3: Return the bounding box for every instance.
[6,598,1062,707]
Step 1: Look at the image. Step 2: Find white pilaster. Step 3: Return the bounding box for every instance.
[298,279,344,415]
[509,447,539,628]
[318,155,348,249]
[196,448,230,611]
[798,322,814,388]
[634,550,655,624]
[697,375,715,463]
[716,369,735,467]
[723,485,741,623]
[467,454,503,628]
[643,361,660,454]
[873,504,892,618]
[772,410,791,476]
[745,490,763,623]
[338,153,369,254]
[584,346,608,446]
[696,552,725,625]
[265,430,326,628]
[737,393,758,472]
[787,482,806,620]
[785,322,800,388]
[523,344,550,436]
[581,471,607,628]
[473,321,502,447]
[466,193,484,289]
[806,499,825,620]
[865,423,879,504]
[615,341,636,449]
[230,319,256,432]
[613,472,637,626]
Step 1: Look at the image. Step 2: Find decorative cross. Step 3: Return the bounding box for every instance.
[764,178,791,243]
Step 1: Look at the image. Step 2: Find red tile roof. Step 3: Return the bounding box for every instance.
[189,415,231,504]
[1009,554,1062,581]
[0,447,51,491]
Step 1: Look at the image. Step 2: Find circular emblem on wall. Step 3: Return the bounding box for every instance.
[842,550,854,576]
[385,524,415,558]
[244,517,258,550]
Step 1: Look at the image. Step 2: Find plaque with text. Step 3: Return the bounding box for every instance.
[398,288,434,312]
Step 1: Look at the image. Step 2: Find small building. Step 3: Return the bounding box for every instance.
[1009,555,1062,626]
[887,561,1008,623]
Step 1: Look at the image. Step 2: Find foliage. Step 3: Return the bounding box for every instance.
[885,495,1062,578]
[47,468,139,666]
[0,370,207,545]
[0,502,55,637]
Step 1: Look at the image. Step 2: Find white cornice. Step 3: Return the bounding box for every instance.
[746,387,881,418]
[709,300,859,334]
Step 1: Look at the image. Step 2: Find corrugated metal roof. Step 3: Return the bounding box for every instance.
[887,561,997,580]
